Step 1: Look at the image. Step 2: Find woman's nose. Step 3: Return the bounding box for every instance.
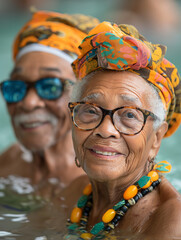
[93,115,120,139]
[18,88,45,111]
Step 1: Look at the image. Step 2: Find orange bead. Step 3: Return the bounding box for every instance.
[80,233,93,239]
[141,180,152,189]
[153,160,172,173]
[70,207,82,223]
[123,185,138,200]
[83,183,92,196]
[147,170,159,182]
[102,209,116,223]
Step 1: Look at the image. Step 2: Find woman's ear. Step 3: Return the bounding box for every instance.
[148,121,168,159]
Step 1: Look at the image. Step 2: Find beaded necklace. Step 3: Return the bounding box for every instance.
[66,161,171,240]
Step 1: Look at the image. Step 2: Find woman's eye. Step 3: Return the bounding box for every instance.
[125,112,136,119]
[85,108,97,114]
[122,110,137,119]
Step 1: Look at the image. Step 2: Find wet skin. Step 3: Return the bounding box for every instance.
[69,70,181,239]
[72,71,167,183]
[0,51,84,185]
[8,51,75,151]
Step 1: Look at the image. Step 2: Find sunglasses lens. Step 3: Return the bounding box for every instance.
[1,80,26,103]
[36,78,63,100]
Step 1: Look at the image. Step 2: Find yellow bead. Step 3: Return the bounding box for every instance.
[80,233,93,239]
[70,207,82,223]
[102,209,116,223]
[123,185,138,200]
[83,183,92,196]
[147,170,159,182]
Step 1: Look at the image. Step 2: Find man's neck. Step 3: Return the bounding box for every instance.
[30,131,84,185]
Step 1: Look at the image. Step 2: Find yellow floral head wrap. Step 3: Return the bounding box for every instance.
[13,10,99,61]
[72,21,181,137]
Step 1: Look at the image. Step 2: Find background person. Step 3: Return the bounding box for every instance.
[0,10,99,187]
[63,22,181,239]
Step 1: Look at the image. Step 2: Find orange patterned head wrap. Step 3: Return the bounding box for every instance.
[72,21,181,137]
[13,10,99,62]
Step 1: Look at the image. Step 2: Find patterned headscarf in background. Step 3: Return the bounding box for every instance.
[72,21,181,137]
[13,10,100,62]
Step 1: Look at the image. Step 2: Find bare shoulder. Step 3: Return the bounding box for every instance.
[0,143,30,177]
[0,143,22,161]
[55,175,89,215]
[144,177,181,239]
[62,175,89,203]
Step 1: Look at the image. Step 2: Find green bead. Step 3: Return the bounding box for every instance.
[138,176,151,188]
[113,199,125,210]
[90,221,104,235]
[77,195,88,208]
[68,223,79,230]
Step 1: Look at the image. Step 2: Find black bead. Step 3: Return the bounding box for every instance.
[114,214,123,221]
[125,202,131,208]
[133,195,139,202]
[82,211,89,217]
[141,188,149,196]
[120,205,128,213]
[88,196,93,202]
[152,181,157,188]
[84,206,91,212]
[104,225,112,232]
[111,217,119,225]
[155,180,161,186]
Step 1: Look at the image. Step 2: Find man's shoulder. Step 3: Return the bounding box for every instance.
[0,143,29,177]
[0,143,22,162]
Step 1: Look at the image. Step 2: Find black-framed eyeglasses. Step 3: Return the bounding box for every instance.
[68,102,158,136]
[0,77,74,103]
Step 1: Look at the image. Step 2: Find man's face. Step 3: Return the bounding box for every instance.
[7,51,76,152]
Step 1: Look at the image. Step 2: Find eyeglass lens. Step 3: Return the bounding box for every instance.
[72,103,145,135]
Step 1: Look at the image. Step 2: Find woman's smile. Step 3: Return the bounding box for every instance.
[87,145,125,160]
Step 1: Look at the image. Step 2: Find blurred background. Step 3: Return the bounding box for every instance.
[0,0,181,190]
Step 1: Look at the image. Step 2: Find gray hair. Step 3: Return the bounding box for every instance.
[71,70,166,130]
[146,84,166,129]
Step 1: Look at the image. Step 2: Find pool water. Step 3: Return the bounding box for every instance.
[0,176,68,240]
[0,7,181,240]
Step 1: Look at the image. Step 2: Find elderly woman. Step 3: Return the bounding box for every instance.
[65,22,181,239]
[0,10,99,186]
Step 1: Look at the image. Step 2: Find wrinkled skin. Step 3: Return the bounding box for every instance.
[63,71,181,240]
[0,51,84,188]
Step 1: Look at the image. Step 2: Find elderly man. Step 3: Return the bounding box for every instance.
[0,10,99,186]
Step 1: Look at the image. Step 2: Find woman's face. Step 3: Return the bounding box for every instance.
[72,71,166,182]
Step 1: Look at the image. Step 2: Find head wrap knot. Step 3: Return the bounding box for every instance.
[72,21,181,137]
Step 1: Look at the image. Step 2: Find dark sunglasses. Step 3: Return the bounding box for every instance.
[0,77,74,103]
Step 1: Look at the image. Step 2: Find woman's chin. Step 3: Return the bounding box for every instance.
[85,165,124,182]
